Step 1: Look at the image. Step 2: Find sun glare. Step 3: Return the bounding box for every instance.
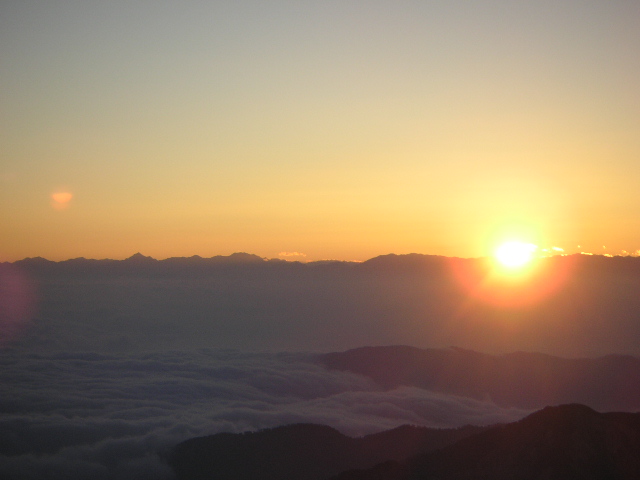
[495,241,537,268]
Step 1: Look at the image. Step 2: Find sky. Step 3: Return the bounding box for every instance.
[2,0,639,262]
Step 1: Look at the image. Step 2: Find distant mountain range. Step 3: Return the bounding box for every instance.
[169,404,640,480]
[10,251,640,276]
[11,252,271,275]
[320,345,640,411]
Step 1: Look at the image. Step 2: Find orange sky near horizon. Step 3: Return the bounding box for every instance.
[1,1,639,263]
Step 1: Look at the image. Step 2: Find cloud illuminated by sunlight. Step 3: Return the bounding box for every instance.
[278,251,307,258]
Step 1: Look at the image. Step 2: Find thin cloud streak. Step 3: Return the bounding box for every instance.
[278,252,307,258]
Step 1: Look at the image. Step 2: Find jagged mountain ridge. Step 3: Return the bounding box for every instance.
[11,251,640,276]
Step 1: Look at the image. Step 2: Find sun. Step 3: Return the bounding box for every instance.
[494,241,537,269]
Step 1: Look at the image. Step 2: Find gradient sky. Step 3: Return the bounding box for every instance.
[2,0,639,262]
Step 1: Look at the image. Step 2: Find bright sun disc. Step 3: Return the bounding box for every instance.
[495,241,537,268]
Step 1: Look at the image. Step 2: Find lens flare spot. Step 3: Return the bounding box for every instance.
[51,191,73,209]
[0,264,36,346]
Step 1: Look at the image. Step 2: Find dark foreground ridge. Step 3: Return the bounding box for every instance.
[168,423,487,480]
[333,404,640,480]
[169,405,640,480]
[320,345,640,411]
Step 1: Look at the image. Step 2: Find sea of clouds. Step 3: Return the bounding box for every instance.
[6,257,637,479]
[0,348,529,479]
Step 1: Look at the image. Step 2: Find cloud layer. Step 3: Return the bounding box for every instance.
[0,349,529,479]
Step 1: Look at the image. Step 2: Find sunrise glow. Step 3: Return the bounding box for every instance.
[495,242,537,269]
[1,1,638,262]
[3,3,640,479]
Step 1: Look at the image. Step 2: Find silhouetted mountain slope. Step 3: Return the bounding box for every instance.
[334,404,640,480]
[12,252,269,276]
[14,251,640,277]
[359,254,451,274]
[168,423,487,480]
[320,346,640,411]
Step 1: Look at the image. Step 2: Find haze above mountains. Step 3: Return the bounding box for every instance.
[6,252,640,356]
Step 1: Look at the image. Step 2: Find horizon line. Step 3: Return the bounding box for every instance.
[5,251,637,264]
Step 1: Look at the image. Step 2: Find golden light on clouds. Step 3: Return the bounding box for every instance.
[278,251,307,258]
